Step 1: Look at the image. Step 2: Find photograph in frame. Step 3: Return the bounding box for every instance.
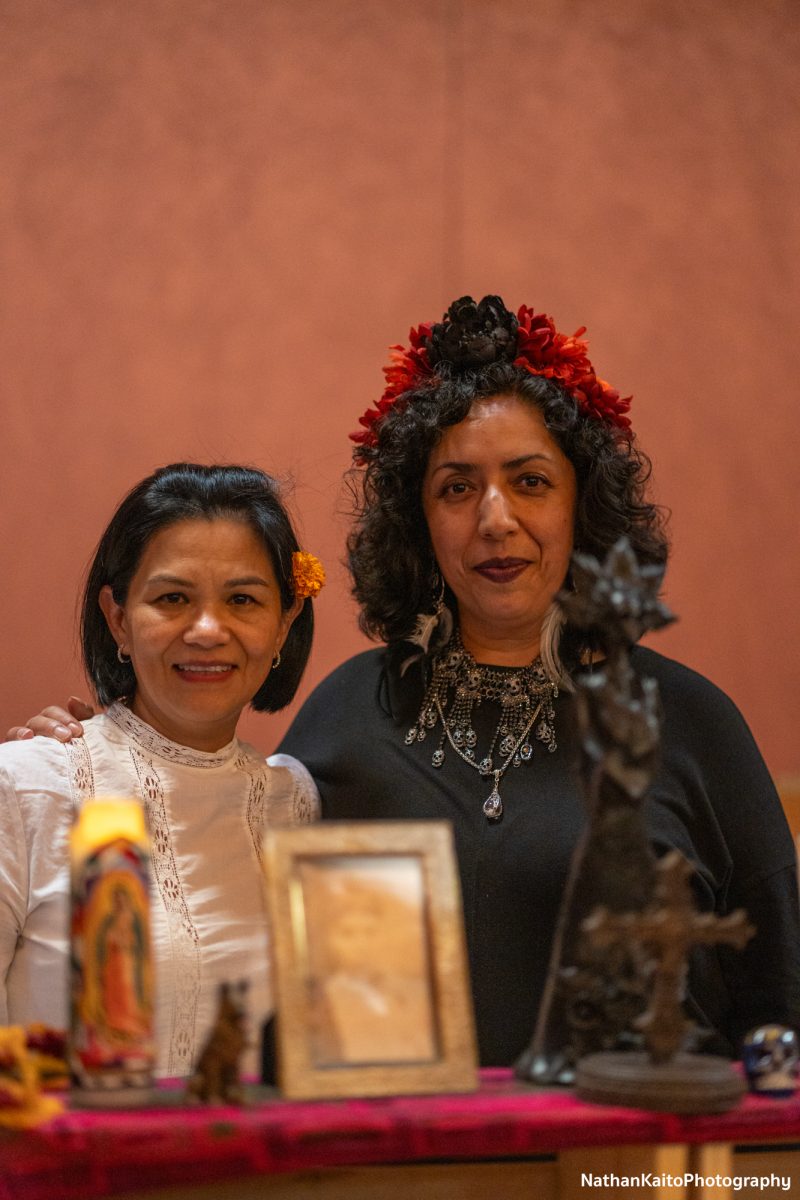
[262,821,478,1099]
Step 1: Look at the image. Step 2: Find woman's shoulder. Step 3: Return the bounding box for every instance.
[630,646,746,721]
[254,749,321,825]
[233,737,319,789]
[277,647,403,766]
[285,648,388,725]
[0,736,77,842]
[228,737,320,825]
[629,646,772,783]
[0,712,121,815]
[303,648,388,701]
[0,734,71,786]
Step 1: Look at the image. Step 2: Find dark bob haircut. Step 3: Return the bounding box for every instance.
[82,463,313,712]
[348,363,668,668]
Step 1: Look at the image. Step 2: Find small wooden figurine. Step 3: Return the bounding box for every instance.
[186,981,250,1105]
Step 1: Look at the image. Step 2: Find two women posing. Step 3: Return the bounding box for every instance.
[4,295,797,1071]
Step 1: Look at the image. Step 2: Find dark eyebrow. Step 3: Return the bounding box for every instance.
[145,574,271,588]
[429,453,555,477]
[146,574,194,587]
[503,454,555,470]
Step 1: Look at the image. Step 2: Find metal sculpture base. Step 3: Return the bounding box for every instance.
[575,1051,744,1114]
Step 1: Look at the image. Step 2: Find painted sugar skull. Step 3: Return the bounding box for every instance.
[742,1025,799,1096]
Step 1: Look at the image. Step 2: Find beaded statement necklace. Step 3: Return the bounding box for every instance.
[405,633,558,822]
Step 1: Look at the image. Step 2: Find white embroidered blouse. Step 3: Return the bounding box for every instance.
[0,703,320,1077]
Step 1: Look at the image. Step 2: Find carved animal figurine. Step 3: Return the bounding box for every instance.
[186,981,249,1105]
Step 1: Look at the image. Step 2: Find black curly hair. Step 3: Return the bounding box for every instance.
[348,328,668,670]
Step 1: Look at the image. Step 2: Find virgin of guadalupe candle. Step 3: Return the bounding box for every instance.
[70,796,155,1105]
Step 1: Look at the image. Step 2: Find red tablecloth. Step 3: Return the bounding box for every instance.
[3,1070,800,1200]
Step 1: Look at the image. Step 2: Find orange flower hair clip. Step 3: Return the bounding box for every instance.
[292,551,326,599]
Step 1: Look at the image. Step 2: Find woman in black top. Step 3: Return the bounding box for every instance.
[279,294,799,1063]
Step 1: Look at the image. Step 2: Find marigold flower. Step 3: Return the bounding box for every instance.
[292,552,326,599]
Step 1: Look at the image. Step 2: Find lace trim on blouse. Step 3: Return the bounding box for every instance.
[129,745,201,1077]
[236,751,268,868]
[65,736,96,813]
[106,702,238,768]
[289,772,318,825]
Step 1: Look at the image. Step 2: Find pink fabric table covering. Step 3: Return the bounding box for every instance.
[3,1070,800,1200]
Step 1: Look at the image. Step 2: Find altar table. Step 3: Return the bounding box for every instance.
[3,1070,800,1200]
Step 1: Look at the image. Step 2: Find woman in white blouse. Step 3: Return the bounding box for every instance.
[0,463,321,1077]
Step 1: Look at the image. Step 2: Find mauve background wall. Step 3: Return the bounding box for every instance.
[1,1,798,780]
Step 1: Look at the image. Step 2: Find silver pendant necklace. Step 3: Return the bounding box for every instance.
[405,632,558,822]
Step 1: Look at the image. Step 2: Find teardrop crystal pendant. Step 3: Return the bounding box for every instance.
[483,781,503,821]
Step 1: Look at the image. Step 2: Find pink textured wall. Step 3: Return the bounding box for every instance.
[1,1,798,776]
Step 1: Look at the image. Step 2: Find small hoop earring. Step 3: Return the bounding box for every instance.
[272,650,281,669]
[117,646,131,665]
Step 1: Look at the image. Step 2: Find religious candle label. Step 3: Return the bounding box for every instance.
[70,797,155,1102]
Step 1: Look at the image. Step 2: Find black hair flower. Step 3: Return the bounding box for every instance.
[426,295,519,369]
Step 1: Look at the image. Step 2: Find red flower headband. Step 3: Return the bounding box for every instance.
[350,299,632,452]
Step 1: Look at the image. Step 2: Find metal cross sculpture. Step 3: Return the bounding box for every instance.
[516,538,676,1085]
[583,851,755,1065]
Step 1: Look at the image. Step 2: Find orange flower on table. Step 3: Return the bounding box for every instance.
[292,552,326,599]
[0,1026,64,1127]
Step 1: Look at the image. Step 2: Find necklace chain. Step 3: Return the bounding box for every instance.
[405,632,558,822]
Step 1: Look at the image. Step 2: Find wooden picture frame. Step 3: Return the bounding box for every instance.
[262,821,478,1100]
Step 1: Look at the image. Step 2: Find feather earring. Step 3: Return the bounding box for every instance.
[401,573,454,675]
[408,574,452,654]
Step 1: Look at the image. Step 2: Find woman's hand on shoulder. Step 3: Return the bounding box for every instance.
[4,697,95,743]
